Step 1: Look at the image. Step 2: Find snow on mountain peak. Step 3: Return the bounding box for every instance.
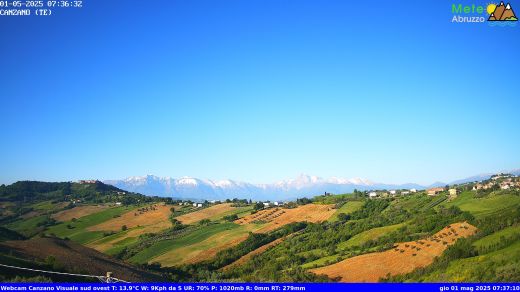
[176,177,199,186]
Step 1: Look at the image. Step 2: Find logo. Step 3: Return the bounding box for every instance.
[451,2,518,25]
[487,2,518,21]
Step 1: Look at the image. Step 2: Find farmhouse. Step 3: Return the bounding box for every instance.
[410,188,417,193]
[427,187,444,196]
[389,190,396,195]
[449,189,457,196]
[368,192,378,198]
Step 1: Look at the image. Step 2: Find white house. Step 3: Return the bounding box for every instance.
[389,190,397,195]
[193,203,198,207]
[401,191,410,195]
[273,201,280,206]
[369,192,378,198]
[197,203,203,208]
[410,189,417,193]
[263,202,270,207]
[115,202,122,206]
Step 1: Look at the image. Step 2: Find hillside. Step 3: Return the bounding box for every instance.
[0,175,519,282]
[0,237,162,282]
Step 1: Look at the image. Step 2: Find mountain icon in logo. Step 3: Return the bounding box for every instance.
[488,2,518,21]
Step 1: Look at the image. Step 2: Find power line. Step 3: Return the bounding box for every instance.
[0,263,129,283]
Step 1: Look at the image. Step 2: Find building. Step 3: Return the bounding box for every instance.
[427,187,444,196]
[449,189,458,196]
[196,203,203,208]
[263,202,271,207]
[369,192,378,198]
[389,190,396,195]
[401,191,410,195]
[78,180,98,184]
[410,188,417,193]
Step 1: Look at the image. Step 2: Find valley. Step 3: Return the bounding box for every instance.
[1,174,520,282]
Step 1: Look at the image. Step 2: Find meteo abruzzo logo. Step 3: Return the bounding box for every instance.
[452,1,518,25]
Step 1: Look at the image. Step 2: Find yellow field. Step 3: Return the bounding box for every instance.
[236,204,335,233]
[175,203,236,224]
[87,203,174,252]
[310,222,477,282]
[88,203,172,232]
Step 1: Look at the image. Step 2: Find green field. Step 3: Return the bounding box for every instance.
[150,223,263,267]
[337,222,406,250]
[7,215,50,237]
[329,201,364,222]
[442,191,520,218]
[417,241,520,282]
[301,254,343,269]
[130,222,242,264]
[45,206,133,244]
[473,224,520,250]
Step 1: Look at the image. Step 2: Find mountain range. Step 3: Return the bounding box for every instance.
[104,169,520,201]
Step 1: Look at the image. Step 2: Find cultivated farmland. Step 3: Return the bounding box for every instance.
[52,205,109,222]
[152,224,263,266]
[88,203,172,232]
[236,204,335,233]
[310,222,478,282]
[174,203,238,224]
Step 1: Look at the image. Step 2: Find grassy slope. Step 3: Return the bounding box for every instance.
[151,223,263,267]
[6,215,49,237]
[129,222,241,264]
[210,206,253,221]
[329,201,364,222]
[45,206,133,244]
[418,241,520,282]
[337,222,406,250]
[442,191,520,218]
[473,224,520,250]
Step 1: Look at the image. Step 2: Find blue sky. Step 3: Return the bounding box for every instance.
[1,0,519,185]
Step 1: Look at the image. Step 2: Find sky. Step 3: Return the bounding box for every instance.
[1,0,519,186]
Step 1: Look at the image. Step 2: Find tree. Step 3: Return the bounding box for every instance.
[254,202,264,211]
[223,214,239,222]
[337,213,351,221]
[199,219,211,225]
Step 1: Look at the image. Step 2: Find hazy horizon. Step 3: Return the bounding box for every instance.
[2,167,519,187]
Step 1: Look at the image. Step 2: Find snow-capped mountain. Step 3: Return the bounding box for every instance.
[104,174,419,201]
[105,170,520,201]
